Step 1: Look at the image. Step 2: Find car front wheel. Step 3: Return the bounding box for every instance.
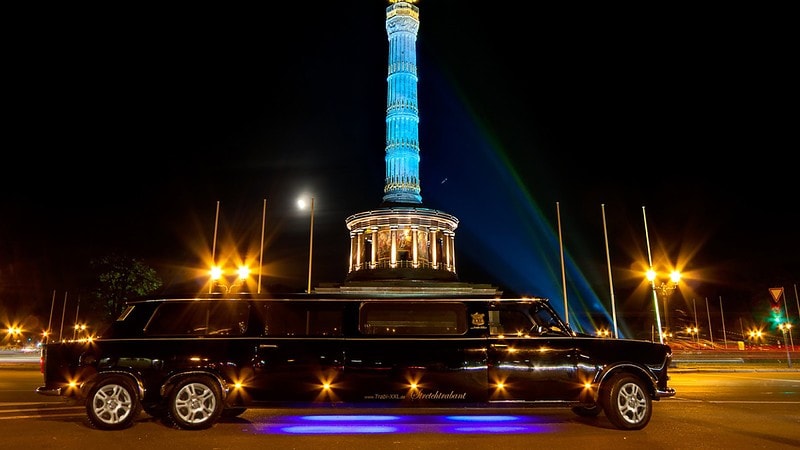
[166,376,223,430]
[85,375,142,430]
[600,373,652,430]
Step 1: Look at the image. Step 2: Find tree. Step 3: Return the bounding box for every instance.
[89,254,163,322]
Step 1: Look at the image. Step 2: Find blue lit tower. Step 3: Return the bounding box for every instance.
[339,0,497,295]
[382,0,422,205]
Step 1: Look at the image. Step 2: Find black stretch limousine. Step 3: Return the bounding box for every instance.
[37,295,675,430]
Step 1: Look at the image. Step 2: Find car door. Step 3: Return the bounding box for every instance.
[247,301,346,403]
[486,304,584,403]
[342,301,488,405]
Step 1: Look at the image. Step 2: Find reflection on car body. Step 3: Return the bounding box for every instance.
[37,294,675,431]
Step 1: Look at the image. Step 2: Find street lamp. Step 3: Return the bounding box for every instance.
[686,326,698,347]
[646,269,681,336]
[209,265,251,294]
[298,197,315,294]
[72,323,87,341]
[6,326,23,348]
[748,329,763,348]
[778,323,793,368]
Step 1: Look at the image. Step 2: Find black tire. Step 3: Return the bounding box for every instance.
[571,403,603,417]
[600,373,652,430]
[221,407,247,418]
[85,375,142,430]
[166,376,223,430]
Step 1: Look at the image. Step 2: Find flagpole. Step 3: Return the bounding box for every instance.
[59,292,68,342]
[719,296,728,349]
[556,202,568,326]
[258,198,267,294]
[794,283,800,324]
[642,206,664,344]
[705,297,714,347]
[209,201,220,294]
[784,286,794,350]
[47,290,56,342]
[72,296,80,340]
[693,298,699,347]
[601,204,618,338]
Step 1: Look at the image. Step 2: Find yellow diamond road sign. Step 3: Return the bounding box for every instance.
[769,287,784,303]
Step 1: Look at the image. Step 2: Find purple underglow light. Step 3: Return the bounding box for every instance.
[253,414,554,435]
[300,415,402,421]
[280,425,400,434]
[445,415,521,422]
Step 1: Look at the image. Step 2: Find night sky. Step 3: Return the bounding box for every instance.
[3,1,797,337]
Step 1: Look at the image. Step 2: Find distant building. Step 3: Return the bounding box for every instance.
[318,1,500,297]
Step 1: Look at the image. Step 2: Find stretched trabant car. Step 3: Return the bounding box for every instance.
[37,295,675,430]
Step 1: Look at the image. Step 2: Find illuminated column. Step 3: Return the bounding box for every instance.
[355,232,363,271]
[370,229,377,268]
[449,234,456,273]
[412,226,418,267]
[431,229,438,269]
[383,1,422,204]
[390,227,398,267]
[445,232,452,270]
[349,234,356,272]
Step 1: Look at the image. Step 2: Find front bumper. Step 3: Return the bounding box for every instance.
[655,387,676,398]
[35,386,62,396]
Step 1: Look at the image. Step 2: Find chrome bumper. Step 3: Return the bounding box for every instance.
[655,387,676,398]
[35,386,62,396]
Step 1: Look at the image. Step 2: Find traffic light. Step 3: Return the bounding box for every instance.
[769,304,783,325]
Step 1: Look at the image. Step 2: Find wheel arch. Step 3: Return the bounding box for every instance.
[596,363,658,399]
[159,370,230,404]
[81,370,145,402]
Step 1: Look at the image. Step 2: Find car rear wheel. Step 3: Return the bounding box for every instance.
[86,375,142,430]
[166,376,223,430]
[600,373,652,430]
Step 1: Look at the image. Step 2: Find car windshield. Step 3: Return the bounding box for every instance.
[530,303,571,336]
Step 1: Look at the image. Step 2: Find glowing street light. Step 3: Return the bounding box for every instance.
[686,326,698,347]
[6,326,23,348]
[646,269,681,335]
[209,265,251,294]
[748,328,763,348]
[298,197,315,294]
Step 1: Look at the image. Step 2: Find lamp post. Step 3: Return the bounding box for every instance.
[778,323,793,368]
[209,265,250,294]
[748,329,763,349]
[686,326,698,348]
[646,269,681,338]
[73,324,87,341]
[6,326,23,349]
[298,197,315,294]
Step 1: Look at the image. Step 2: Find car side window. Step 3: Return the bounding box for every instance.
[488,309,534,336]
[529,304,570,336]
[261,303,343,337]
[144,301,249,336]
[359,302,467,335]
